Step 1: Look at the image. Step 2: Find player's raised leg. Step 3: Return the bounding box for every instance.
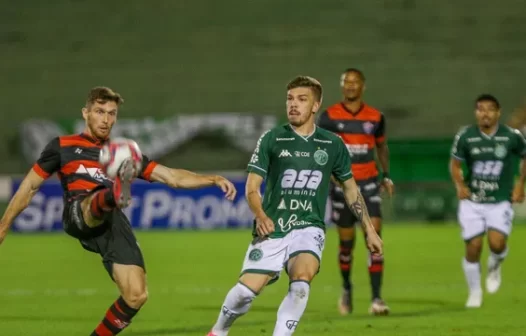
[81,157,139,229]
[485,201,513,294]
[367,216,389,315]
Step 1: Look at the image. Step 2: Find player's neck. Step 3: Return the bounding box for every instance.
[290,122,316,137]
[342,99,363,114]
[479,124,499,137]
[82,128,108,143]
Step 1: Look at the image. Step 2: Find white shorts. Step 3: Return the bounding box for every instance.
[240,227,325,284]
[457,200,514,241]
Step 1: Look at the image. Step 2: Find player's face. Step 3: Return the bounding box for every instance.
[341,71,365,101]
[82,100,118,139]
[475,101,500,129]
[286,87,320,127]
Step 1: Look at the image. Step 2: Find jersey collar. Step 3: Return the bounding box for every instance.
[478,124,499,139]
[289,124,316,142]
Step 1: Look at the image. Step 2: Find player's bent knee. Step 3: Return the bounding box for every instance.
[239,272,273,294]
[122,286,148,308]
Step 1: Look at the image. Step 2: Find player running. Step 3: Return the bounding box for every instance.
[316,68,393,315]
[0,87,237,336]
[206,76,382,336]
[450,94,526,308]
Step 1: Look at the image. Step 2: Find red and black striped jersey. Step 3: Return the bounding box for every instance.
[32,133,158,200]
[317,103,385,181]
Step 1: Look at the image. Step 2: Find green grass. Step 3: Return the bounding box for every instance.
[1,224,526,335]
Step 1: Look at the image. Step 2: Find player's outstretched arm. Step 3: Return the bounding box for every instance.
[148,164,237,200]
[449,158,470,199]
[0,169,46,244]
[340,177,382,254]
[246,172,274,237]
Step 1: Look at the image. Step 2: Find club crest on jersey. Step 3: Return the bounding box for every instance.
[248,248,263,261]
[314,149,328,166]
[494,144,507,158]
[362,121,375,134]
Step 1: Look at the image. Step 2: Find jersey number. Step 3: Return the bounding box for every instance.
[281,169,323,190]
[473,160,503,177]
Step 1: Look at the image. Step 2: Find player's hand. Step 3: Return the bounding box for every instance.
[512,184,525,203]
[380,178,395,197]
[365,228,383,255]
[255,214,275,237]
[214,176,237,201]
[456,184,471,200]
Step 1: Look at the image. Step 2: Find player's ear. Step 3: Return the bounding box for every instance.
[81,107,88,121]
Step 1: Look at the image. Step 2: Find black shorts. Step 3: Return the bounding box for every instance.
[330,176,382,228]
[63,195,145,279]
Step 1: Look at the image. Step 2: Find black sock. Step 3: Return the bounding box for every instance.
[339,240,354,291]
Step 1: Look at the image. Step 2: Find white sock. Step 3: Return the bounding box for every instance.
[462,258,481,293]
[488,246,508,270]
[211,282,256,336]
[273,281,310,336]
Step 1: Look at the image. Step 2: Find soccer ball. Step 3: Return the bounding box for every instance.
[99,138,143,179]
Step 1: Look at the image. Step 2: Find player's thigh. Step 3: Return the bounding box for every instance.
[91,210,146,279]
[240,236,288,293]
[63,195,109,240]
[457,200,486,241]
[286,227,325,281]
[330,186,357,235]
[485,201,514,239]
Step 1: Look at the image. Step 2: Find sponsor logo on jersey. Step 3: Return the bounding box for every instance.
[294,151,310,157]
[279,149,292,158]
[313,138,332,144]
[276,137,295,141]
[467,137,482,143]
[75,164,110,182]
[495,136,509,141]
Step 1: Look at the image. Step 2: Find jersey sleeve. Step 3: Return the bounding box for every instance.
[138,154,159,182]
[375,114,386,144]
[451,128,468,161]
[332,136,353,183]
[247,130,272,178]
[32,137,61,179]
[512,129,526,157]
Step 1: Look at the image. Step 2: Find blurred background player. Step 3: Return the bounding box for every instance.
[317,68,393,315]
[450,94,526,308]
[0,87,237,336]
[207,76,383,336]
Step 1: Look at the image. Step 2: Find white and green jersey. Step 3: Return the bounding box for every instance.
[247,124,353,238]
[451,124,526,203]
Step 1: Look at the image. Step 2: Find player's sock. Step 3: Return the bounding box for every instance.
[89,188,117,220]
[368,251,384,300]
[211,282,257,336]
[338,240,354,291]
[488,246,508,270]
[91,296,139,336]
[462,258,481,293]
[273,280,310,336]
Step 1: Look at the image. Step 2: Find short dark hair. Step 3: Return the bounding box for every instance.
[343,68,365,82]
[475,94,500,109]
[86,86,124,108]
[286,76,323,102]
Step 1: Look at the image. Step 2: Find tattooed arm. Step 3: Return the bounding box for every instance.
[340,177,382,254]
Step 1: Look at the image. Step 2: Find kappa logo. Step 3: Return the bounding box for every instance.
[279,149,292,158]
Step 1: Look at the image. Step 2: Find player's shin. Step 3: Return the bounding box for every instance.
[368,250,384,300]
[210,282,257,336]
[488,245,508,270]
[273,280,310,336]
[339,240,353,290]
[91,296,139,336]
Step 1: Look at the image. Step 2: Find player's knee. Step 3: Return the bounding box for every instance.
[465,237,483,261]
[289,271,316,282]
[123,286,148,308]
[487,230,507,253]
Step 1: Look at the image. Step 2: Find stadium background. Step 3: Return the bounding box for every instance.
[2,1,526,335]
